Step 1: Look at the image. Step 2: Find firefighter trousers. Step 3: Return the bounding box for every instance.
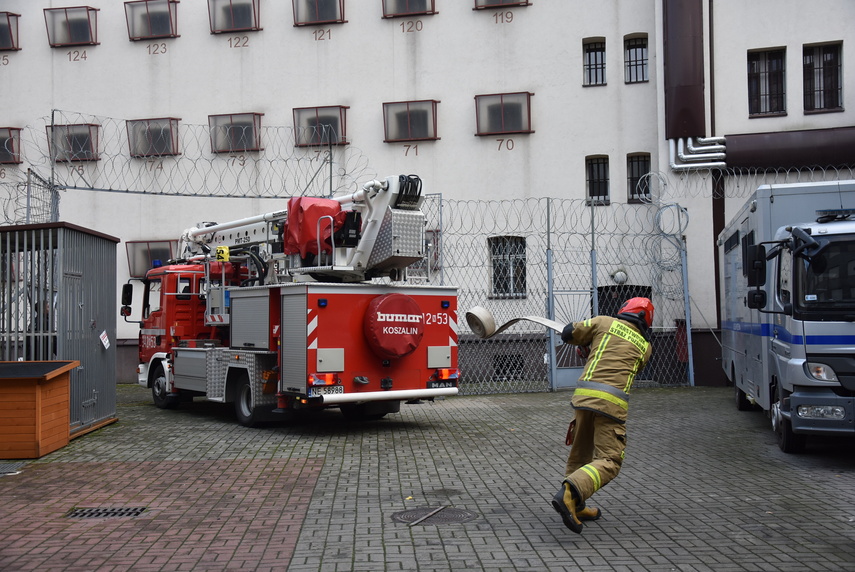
[564,408,626,502]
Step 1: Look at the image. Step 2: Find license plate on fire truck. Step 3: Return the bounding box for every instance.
[309,385,344,398]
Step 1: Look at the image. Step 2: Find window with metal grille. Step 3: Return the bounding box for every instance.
[293,0,345,26]
[208,113,263,153]
[127,118,180,157]
[208,0,260,33]
[294,106,348,147]
[44,7,99,47]
[383,100,439,142]
[624,36,648,83]
[474,0,531,9]
[583,39,606,86]
[125,0,179,40]
[489,236,526,298]
[47,124,100,162]
[803,43,842,113]
[382,0,435,17]
[0,128,22,164]
[0,12,21,51]
[627,154,651,203]
[748,49,786,116]
[586,156,609,205]
[475,92,533,136]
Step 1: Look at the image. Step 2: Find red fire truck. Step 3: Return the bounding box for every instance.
[121,175,459,426]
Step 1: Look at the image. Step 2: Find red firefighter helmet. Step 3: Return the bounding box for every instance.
[617,297,654,329]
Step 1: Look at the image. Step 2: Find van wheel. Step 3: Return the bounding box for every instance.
[234,377,260,427]
[773,387,806,454]
[735,384,752,411]
[151,366,178,410]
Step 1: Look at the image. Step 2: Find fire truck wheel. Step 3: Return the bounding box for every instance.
[151,366,178,410]
[234,377,261,427]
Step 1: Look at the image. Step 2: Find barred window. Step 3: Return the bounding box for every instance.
[44,6,99,47]
[474,1,531,9]
[627,154,651,203]
[294,106,348,147]
[583,39,606,86]
[0,12,21,51]
[748,49,786,116]
[383,100,439,142]
[586,156,609,205]
[293,0,345,26]
[474,92,534,136]
[208,0,261,33]
[47,124,100,162]
[489,236,526,299]
[208,113,263,153]
[127,118,180,157]
[125,0,179,40]
[382,0,436,18]
[624,36,648,83]
[0,127,22,164]
[803,43,842,113]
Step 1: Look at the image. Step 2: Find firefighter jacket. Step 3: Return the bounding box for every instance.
[566,316,652,423]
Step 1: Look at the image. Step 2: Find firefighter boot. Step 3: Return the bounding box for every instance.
[577,506,601,521]
[551,481,583,534]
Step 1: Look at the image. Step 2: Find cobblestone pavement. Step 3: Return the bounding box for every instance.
[1,384,854,571]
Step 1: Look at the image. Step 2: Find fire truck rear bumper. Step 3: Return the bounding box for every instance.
[319,387,459,405]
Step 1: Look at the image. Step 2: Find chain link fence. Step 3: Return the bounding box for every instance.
[414,194,692,394]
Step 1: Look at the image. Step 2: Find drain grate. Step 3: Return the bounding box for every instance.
[0,462,25,475]
[66,507,147,519]
[392,506,478,526]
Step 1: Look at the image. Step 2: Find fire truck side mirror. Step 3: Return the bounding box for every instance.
[120,305,132,317]
[121,283,134,306]
[746,244,767,287]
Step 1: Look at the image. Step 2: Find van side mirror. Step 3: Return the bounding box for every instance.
[746,244,767,287]
[121,283,133,305]
[747,290,767,310]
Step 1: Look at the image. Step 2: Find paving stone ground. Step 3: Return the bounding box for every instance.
[1,384,854,571]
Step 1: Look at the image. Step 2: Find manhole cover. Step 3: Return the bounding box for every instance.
[392,506,478,526]
[66,507,147,519]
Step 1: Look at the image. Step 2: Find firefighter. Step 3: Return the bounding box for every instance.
[551,297,654,534]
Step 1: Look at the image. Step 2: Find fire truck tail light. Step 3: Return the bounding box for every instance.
[436,368,459,380]
[309,373,339,386]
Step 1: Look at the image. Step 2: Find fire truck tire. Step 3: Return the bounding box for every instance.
[151,366,178,410]
[234,377,261,427]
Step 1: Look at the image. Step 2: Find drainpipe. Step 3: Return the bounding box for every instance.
[668,139,726,171]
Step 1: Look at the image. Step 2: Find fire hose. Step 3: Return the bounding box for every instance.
[465,306,565,339]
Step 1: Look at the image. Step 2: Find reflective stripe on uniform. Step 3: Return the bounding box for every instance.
[574,387,628,410]
[577,379,629,403]
[580,464,602,492]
